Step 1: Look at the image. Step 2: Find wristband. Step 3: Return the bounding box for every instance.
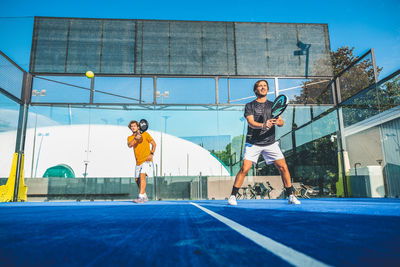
[261,122,266,130]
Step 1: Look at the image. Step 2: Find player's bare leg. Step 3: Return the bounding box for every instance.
[229,159,253,205]
[273,158,291,187]
[274,158,300,204]
[234,159,253,188]
[139,173,146,195]
[133,173,148,203]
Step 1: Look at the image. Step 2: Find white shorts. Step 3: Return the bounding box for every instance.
[135,161,154,178]
[244,141,284,164]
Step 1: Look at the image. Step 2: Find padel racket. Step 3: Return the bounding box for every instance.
[139,119,149,133]
[271,95,288,118]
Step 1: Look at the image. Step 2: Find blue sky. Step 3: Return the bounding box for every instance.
[0,0,399,77]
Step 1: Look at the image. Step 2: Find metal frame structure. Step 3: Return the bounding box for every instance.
[3,20,385,202]
[29,74,333,108]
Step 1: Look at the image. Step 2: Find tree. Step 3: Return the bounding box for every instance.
[210,143,231,166]
[377,75,400,111]
[211,134,246,166]
[291,46,383,104]
[331,46,359,76]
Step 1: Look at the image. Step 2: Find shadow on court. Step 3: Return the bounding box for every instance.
[0,198,399,267]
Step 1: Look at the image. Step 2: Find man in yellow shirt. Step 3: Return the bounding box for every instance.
[127,120,156,203]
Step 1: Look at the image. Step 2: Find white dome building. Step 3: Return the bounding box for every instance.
[0,124,230,178]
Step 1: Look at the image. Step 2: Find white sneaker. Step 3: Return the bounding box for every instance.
[288,194,301,205]
[228,195,237,206]
[133,196,148,203]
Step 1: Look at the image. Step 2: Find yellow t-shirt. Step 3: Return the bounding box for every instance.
[127,132,154,166]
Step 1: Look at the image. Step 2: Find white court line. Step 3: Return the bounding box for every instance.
[190,202,331,267]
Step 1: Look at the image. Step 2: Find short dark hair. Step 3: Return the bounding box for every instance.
[128,120,139,128]
[253,80,269,92]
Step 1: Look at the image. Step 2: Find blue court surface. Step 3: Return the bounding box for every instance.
[1,198,400,267]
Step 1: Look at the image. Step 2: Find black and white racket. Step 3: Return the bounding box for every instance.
[271,94,288,119]
[139,119,149,133]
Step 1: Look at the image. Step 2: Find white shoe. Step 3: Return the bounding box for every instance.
[228,195,237,206]
[288,194,301,205]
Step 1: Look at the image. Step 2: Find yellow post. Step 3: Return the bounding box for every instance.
[0,153,28,202]
[336,151,351,197]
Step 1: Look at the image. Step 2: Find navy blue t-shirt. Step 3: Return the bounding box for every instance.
[244,100,276,146]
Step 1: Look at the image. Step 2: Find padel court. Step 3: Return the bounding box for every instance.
[1,198,399,266]
[1,16,400,267]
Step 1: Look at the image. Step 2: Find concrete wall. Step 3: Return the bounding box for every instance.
[207,176,284,200]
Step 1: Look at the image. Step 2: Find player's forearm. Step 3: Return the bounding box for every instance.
[247,120,264,129]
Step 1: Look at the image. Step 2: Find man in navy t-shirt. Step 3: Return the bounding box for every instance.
[228,80,300,205]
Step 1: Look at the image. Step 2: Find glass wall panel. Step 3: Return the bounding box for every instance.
[279,133,292,153]
[247,106,338,198]
[376,71,400,113]
[156,78,215,104]
[227,78,276,105]
[141,77,155,104]
[345,125,385,197]
[218,78,230,104]
[24,106,90,178]
[275,105,293,138]
[294,106,311,128]
[381,118,400,197]
[280,110,339,196]
[32,76,91,103]
[93,77,142,104]
[338,53,375,103]
[295,110,338,147]
[21,105,254,201]
[341,85,380,128]
[378,73,400,197]
[23,105,245,180]
[279,78,332,104]
[343,71,400,198]
[312,105,333,118]
[295,122,313,147]
[290,133,338,197]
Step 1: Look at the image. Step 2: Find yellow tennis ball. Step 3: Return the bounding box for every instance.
[86,71,94,78]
